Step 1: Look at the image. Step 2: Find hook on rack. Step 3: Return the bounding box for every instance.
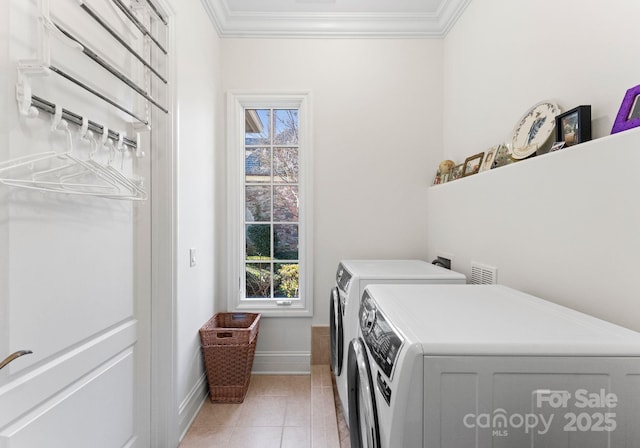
[51,104,64,131]
[80,116,90,139]
[101,125,110,148]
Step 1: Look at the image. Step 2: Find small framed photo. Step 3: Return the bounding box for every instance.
[479,145,499,172]
[462,152,484,177]
[611,84,640,134]
[555,105,591,146]
[493,143,515,168]
[433,170,452,185]
[450,163,464,181]
[433,170,449,185]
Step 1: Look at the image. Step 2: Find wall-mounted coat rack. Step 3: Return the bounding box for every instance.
[78,0,167,84]
[111,0,167,55]
[7,0,169,201]
[16,0,168,126]
[0,103,148,200]
[53,22,168,113]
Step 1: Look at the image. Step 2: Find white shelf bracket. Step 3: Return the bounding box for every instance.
[16,61,50,118]
[16,0,53,118]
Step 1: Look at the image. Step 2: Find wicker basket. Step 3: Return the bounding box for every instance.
[199,312,261,403]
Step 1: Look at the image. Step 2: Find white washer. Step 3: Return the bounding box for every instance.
[329,260,465,425]
[348,284,640,448]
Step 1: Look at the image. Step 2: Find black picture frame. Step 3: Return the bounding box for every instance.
[555,105,591,147]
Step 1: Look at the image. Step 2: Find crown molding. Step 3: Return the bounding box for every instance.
[201,0,471,38]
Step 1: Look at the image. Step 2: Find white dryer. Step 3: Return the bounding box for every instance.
[329,260,465,424]
[348,284,640,448]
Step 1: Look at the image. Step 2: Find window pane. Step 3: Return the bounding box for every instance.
[245,186,271,222]
[246,224,271,259]
[245,147,271,183]
[246,263,271,298]
[273,147,298,183]
[273,185,299,222]
[275,263,299,298]
[273,109,298,145]
[245,109,270,145]
[274,224,298,260]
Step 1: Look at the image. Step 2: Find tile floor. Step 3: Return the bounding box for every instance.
[180,365,342,448]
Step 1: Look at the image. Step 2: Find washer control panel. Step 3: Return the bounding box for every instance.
[359,290,404,380]
[336,263,352,293]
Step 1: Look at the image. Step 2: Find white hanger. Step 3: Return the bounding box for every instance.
[73,121,147,200]
[1,104,148,200]
[2,114,114,195]
[99,131,148,200]
[2,109,120,196]
[0,106,72,190]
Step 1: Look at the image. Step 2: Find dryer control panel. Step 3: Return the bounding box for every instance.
[359,291,404,380]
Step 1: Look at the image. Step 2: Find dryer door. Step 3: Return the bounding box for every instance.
[347,338,380,448]
[330,287,344,375]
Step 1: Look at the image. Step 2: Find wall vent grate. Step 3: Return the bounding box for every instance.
[470,262,497,285]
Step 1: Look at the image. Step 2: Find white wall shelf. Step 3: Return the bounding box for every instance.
[426,127,640,332]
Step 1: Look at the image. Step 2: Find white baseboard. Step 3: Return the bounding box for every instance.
[178,373,208,441]
[251,351,311,374]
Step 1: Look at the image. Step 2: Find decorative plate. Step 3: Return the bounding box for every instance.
[510,101,561,159]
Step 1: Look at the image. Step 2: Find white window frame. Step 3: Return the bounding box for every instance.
[226,91,313,317]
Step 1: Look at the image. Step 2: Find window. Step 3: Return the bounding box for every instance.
[227,92,313,316]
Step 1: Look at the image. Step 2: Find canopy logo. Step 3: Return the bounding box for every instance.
[462,388,618,438]
[463,408,553,436]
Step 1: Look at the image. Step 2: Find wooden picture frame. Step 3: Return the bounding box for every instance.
[611,84,640,134]
[462,153,484,177]
[555,105,591,146]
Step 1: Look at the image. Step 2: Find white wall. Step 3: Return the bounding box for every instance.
[428,0,640,331]
[428,130,640,331]
[442,0,640,161]
[0,0,9,354]
[220,38,443,361]
[171,0,221,437]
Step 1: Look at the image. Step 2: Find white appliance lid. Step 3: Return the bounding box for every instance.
[366,284,640,356]
[339,259,466,280]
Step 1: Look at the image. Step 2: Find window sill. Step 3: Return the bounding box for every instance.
[231,301,313,318]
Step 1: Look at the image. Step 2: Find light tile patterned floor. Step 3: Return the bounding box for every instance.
[180,365,341,448]
[332,379,350,448]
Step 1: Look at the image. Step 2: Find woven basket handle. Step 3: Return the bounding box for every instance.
[216,332,233,339]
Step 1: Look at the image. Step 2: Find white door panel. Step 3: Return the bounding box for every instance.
[0,0,152,445]
[0,321,137,430]
[8,206,135,375]
[1,349,135,448]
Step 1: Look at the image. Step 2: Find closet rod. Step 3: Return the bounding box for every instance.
[145,0,167,25]
[111,0,167,55]
[79,1,167,84]
[49,65,149,125]
[55,23,168,113]
[31,95,138,149]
